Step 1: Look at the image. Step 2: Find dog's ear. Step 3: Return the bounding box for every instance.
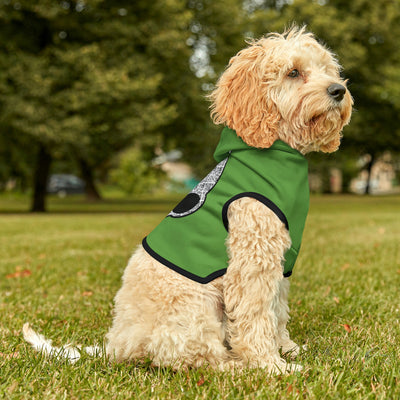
[209,43,280,148]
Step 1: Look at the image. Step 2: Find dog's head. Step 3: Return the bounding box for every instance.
[210,26,353,153]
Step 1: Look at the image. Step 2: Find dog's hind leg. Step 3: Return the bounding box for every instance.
[144,295,233,370]
[106,247,236,369]
[223,197,302,373]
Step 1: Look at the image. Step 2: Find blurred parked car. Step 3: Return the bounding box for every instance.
[47,174,85,197]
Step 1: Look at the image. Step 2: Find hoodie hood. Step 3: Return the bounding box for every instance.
[213,127,303,162]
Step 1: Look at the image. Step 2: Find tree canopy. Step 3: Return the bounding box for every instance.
[0,0,399,209]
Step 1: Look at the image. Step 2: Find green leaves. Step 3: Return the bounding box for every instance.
[110,147,162,195]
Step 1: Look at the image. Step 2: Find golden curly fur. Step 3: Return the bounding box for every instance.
[24,26,352,374]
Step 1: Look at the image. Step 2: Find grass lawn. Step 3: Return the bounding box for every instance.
[0,194,399,399]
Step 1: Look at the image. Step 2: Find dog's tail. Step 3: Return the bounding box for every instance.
[22,323,102,363]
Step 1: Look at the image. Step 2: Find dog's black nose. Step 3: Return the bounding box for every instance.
[327,83,346,102]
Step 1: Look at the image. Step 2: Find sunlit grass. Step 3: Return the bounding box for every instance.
[1,195,399,399]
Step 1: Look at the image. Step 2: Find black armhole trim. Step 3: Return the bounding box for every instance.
[222,192,289,232]
[142,237,227,284]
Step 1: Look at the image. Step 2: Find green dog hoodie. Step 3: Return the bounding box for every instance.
[143,127,310,283]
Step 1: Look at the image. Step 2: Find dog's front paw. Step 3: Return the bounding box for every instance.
[270,360,303,375]
[285,362,303,373]
[281,341,307,359]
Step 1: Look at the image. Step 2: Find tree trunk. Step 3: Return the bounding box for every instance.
[365,153,375,195]
[31,144,52,212]
[78,158,102,201]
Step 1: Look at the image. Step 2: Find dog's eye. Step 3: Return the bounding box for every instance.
[288,69,300,78]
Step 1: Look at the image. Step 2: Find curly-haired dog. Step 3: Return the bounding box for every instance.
[24,27,352,373]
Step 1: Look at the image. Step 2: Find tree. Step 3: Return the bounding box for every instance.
[0,0,188,210]
[152,0,246,176]
[0,0,248,208]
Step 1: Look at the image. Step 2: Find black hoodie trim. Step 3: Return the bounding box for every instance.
[222,192,289,232]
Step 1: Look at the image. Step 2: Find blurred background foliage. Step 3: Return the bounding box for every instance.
[0,0,399,211]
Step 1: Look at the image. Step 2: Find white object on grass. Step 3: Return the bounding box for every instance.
[22,323,102,363]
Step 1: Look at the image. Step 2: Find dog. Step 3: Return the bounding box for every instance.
[24,26,352,374]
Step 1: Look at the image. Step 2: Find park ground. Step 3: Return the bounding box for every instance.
[0,194,399,399]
